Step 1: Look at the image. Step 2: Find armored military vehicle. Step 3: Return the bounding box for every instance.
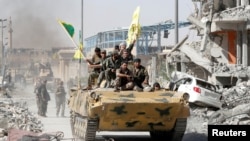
[68,87,190,141]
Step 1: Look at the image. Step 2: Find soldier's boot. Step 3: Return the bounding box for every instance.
[133,85,143,92]
[41,112,47,117]
[113,86,120,92]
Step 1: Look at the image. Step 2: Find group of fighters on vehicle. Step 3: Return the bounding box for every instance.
[84,39,160,92]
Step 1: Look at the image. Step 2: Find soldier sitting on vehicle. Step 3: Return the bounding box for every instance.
[101,50,121,88]
[132,58,151,92]
[113,61,134,92]
[84,47,102,90]
[92,49,108,88]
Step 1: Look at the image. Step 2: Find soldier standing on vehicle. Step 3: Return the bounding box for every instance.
[119,39,136,60]
[119,39,136,70]
[55,81,67,117]
[39,79,50,117]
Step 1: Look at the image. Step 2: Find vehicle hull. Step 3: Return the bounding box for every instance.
[68,88,190,141]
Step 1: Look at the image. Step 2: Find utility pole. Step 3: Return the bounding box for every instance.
[8,17,13,50]
[175,0,179,44]
[0,18,7,94]
[175,0,186,72]
[0,19,7,76]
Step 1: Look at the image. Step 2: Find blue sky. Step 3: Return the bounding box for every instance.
[0,0,194,49]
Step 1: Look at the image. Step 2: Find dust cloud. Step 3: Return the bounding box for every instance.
[0,0,73,49]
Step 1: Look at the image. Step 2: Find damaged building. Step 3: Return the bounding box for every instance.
[168,0,250,87]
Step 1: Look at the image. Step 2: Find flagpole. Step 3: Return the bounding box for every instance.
[57,19,86,61]
[78,0,84,89]
[57,19,78,48]
[81,0,84,45]
[57,18,86,89]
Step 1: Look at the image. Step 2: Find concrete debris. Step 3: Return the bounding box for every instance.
[208,103,250,125]
[168,1,250,88]
[214,5,250,19]
[185,80,250,136]
[171,1,250,136]
[221,82,250,108]
[7,129,65,141]
[0,99,43,140]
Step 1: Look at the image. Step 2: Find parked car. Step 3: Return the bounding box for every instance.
[169,75,223,109]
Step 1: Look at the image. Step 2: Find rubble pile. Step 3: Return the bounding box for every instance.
[0,99,43,140]
[185,81,250,136]
[208,81,250,125]
[214,5,250,19]
[185,105,215,135]
[222,82,250,108]
[188,41,201,51]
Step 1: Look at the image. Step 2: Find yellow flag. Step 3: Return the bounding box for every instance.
[73,43,84,59]
[127,6,141,45]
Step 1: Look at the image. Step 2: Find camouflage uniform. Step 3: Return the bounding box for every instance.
[119,42,135,70]
[95,53,108,87]
[132,58,151,91]
[34,78,42,116]
[119,42,135,59]
[114,64,134,90]
[55,81,66,117]
[87,54,102,88]
[103,54,121,87]
[132,65,150,89]
[38,80,50,117]
[120,53,133,62]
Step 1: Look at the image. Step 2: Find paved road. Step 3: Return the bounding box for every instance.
[11,84,207,141]
[11,84,74,140]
